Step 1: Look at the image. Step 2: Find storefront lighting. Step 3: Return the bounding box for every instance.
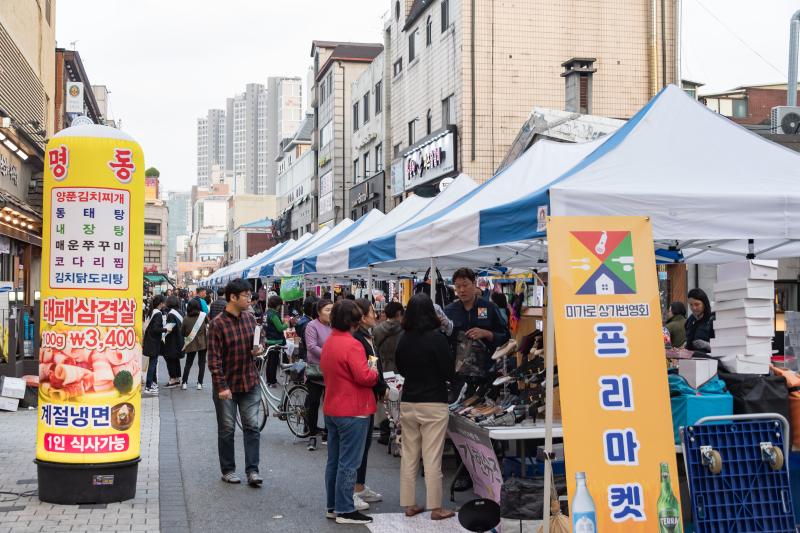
[12,219,19,225]
[4,215,10,222]
[16,290,24,302]
[16,149,28,161]
[0,132,6,141]
[8,291,15,303]
[3,139,18,152]
[26,223,33,230]
[34,291,41,301]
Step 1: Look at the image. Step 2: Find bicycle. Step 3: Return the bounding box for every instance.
[236,344,310,438]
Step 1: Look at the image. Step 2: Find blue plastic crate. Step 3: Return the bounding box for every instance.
[683,418,795,532]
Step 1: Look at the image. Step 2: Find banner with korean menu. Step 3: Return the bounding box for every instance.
[37,126,144,464]
[547,216,682,531]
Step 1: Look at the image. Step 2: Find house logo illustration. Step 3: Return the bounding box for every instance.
[569,231,636,295]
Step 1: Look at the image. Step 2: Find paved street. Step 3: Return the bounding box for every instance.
[0,358,494,533]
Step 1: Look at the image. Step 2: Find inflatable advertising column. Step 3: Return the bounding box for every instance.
[35,124,144,504]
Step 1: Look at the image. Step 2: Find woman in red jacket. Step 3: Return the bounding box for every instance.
[321,299,379,525]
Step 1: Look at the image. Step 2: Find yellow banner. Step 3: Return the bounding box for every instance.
[36,127,144,464]
[548,216,682,531]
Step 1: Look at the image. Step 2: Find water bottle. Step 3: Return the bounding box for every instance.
[572,471,598,533]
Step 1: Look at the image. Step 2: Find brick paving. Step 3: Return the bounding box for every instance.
[0,394,160,533]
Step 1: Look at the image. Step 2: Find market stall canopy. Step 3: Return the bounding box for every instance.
[247,231,318,279]
[205,242,284,286]
[262,218,356,278]
[360,138,607,275]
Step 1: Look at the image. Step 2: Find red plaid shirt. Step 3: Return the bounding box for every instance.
[207,309,259,393]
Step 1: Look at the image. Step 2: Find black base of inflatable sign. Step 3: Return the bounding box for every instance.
[35,457,140,504]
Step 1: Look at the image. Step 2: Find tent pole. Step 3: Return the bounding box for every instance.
[430,257,438,305]
[368,266,374,300]
[542,281,555,532]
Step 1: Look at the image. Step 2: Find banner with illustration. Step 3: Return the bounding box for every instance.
[279,275,304,302]
[547,216,682,531]
[36,127,144,464]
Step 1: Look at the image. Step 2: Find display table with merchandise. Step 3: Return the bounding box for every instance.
[447,412,563,503]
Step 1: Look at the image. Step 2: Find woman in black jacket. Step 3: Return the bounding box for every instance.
[143,294,166,394]
[685,288,715,353]
[396,293,456,521]
[162,296,185,388]
[351,298,387,509]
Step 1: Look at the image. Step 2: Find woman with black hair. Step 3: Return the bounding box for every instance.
[143,294,166,394]
[665,301,687,348]
[264,295,290,386]
[181,299,208,390]
[295,296,318,361]
[685,288,714,353]
[163,295,185,388]
[396,293,456,521]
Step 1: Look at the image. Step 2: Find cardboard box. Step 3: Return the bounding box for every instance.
[715,307,774,321]
[0,376,26,399]
[715,298,774,311]
[717,354,771,375]
[0,396,19,411]
[714,278,774,293]
[710,340,773,357]
[715,322,775,338]
[678,359,719,389]
[717,260,778,282]
[714,285,775,302]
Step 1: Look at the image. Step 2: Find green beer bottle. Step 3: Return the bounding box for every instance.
[657,462,682,533]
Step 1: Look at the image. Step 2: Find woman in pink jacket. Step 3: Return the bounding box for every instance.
[320,299,378,525]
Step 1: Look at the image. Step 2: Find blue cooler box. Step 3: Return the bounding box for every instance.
[670,392,733,444]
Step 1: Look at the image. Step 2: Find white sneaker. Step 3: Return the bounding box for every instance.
[356,486,383,503]
[181,383,187,390]
[197,383,203,390]
[353,493,370,511]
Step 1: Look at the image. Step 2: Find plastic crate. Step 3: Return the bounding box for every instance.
[682,417,795,532]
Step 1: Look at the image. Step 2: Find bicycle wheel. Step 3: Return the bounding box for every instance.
[284,384,310,438]
[236,392,269,432]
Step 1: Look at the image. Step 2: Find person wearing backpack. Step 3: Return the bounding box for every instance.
[163,296,185,388]
[143,294,166,395]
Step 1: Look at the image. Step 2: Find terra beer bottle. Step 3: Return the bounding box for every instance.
[657,462,682,532]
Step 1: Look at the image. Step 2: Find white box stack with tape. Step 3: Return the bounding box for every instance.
[0,376,25,411]
[711,260,777,374]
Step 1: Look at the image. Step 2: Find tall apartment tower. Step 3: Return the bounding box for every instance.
[227,83,267,195]
[265,77,303,195]
[196,109,225,188]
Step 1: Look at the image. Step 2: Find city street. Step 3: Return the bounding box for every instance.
[1,360,478,533]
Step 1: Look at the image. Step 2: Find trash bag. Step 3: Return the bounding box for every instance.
[718,371,790,421]
[455,331,490,379]
[499,475,567,520]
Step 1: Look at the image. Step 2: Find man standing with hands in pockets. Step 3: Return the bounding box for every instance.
[207,279,266,487]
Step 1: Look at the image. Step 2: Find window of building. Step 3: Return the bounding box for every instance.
[409,30,416,62]
[352,209,357,219]
[327,72,333,97]
[442,94,454,126]
[732,99,748,118]
[319,80,325,104]
[353,158,360,181]
[353,102,360,131]
[408,120,416,145]
[426,109,432,135]
[393,59,403,77]
[364,152,370,177]
[144,222,161,236]
[375,81,383,115]
[394,143,402,158]
[375,143,383,171]
[320,120,333,147]
[144,249,161,264]
[426,16,433,46]
[441,0,449,32]
[363,93,370,125]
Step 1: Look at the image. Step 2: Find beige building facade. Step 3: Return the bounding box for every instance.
[144,200,169,274]
[225,194,278,262]
[386,0,677,187]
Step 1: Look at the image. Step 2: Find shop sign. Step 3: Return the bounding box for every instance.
[447,415,503,503]
[319,192,333,216]
[38,127,144,466]
[390,158,404,197]
[548,216,682,530]
[66,82,84,114]
[403,128,456,191]
[0,152,19,187]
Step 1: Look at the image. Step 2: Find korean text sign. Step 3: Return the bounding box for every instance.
[547,216,681,530]
[37,127,144,464]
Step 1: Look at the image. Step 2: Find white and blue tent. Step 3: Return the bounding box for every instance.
[206,241,289,287]
[244,231,319,279]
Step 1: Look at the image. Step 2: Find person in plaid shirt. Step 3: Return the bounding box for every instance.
[207,279,266,487]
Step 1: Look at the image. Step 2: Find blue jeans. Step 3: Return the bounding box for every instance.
[356,414,374,485]
[212,386,261,475]
[325,415,371,514]
[145,356,158,388]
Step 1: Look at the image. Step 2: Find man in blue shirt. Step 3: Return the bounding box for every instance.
[192,287,210,315]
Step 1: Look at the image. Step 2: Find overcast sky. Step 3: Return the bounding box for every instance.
[56,0,798,192]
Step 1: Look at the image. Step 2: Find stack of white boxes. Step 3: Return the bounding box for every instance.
[0,375,26,411]
[711,260,777,374]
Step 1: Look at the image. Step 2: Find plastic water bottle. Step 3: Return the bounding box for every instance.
[572,471,598,533]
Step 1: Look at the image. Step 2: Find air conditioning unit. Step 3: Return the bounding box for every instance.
[771,106,800,134]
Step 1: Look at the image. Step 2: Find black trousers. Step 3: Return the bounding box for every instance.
[166,357,182,380]
[305,380,325,436]
[266,345,285,385]
[182,349,207,384]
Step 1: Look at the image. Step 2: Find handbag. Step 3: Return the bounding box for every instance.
[499,474,567,520]
[455,331,490,379]
[305,363,324,383]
